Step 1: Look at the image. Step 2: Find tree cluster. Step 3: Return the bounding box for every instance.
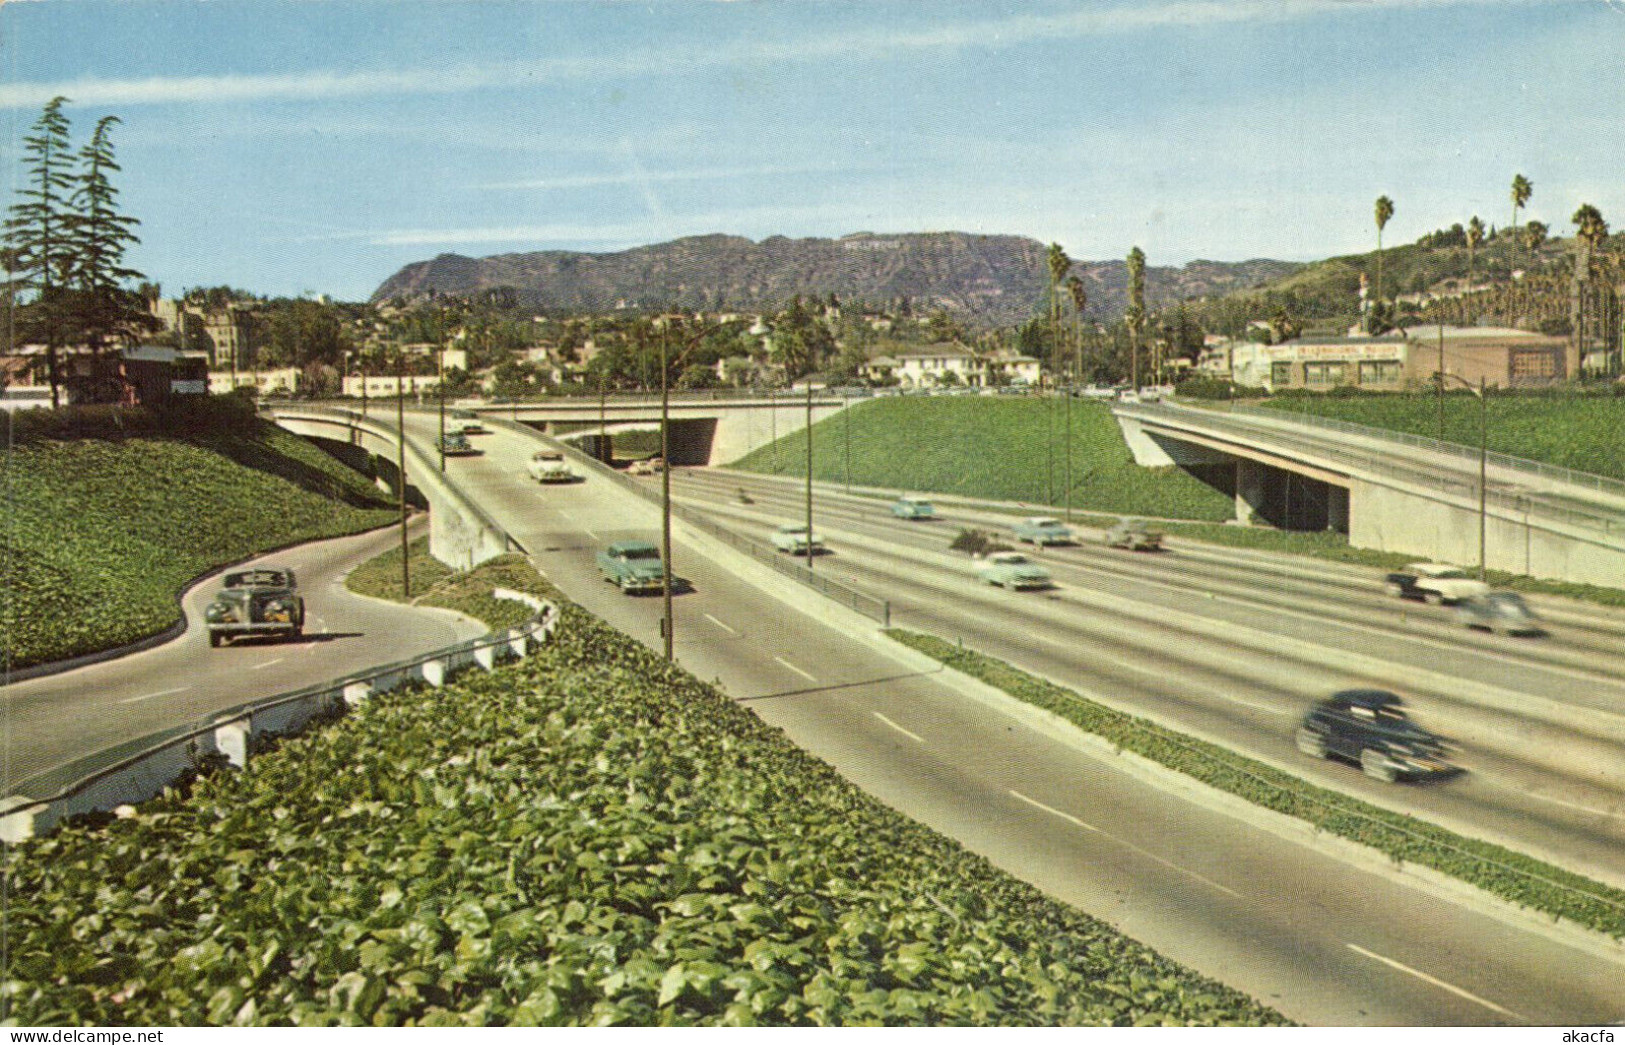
[3,96,159,404]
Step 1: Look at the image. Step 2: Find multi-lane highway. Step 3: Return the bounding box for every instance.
[2,521,488,789]
[403,414,1625,1026]
[664,467,1625,889]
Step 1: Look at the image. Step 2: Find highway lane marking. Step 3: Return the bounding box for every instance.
[873,712,925,744]
[774,656,817,682]
[703,613,739,636]
[1478,779,1625,820]
[583,529,600,541]
[1008,789,1241,898]
[1029,634,1288,717]
[250,658,285,671]
[1344,943,1526,1021]
[118,686,190,705]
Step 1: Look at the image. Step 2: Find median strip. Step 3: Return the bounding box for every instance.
[888,628,1625,942]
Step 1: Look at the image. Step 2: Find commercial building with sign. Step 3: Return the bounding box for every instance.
[1230,326,1573,392]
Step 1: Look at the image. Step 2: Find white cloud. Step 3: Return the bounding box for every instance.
[0,0,1553,110]
[473,162,857,191]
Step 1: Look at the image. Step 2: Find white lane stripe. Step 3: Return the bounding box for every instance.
[1009,789,1099,832]
[1030,634,1287,717]
[774,655,817,682]
[250,658,285,671]
[703,613,739,636]
[118,686,190,705]
[583,529,599,541]
[1345,943,1525,1021]
[1009,789,1241,898]
[873,712,925,744]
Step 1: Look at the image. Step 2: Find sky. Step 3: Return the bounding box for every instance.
[2,0,1623,303]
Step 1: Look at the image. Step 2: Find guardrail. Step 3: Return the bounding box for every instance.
[1121,401,1624,539]
[492,417,892,626]
[0,598,559,844]
[262,406,522,557]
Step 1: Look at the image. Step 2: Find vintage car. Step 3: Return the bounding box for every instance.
[527,449,579,484]
[1295,689,1455,783]
[771,524,826,556]
[1385,563,1490,604]
[1456,591,1543,635]
[436,431,480,456]
[891,495,937,520]
[595,540,667,594]
[450,408,487,435]
[1013,516,1073,547]
[1104,517,1164,551]
[627,457,665,476]
[205,567,305,647]
[975,551,1052,590]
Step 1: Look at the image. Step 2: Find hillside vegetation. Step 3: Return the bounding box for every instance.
[728,396,1235,521]
[3,570,1285,1026]
[1,405,396,668]
[1256,392,1625,481]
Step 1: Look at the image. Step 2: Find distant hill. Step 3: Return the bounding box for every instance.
[371,232,1303,328]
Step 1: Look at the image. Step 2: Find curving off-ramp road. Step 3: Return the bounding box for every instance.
[1,520,488,792]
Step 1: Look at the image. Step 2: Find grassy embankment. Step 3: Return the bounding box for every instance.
[730,396,1234,521]
[345,536,543,631]
[3,553,1286,1027]
[1,401,397,669]
[889,630,1625,941]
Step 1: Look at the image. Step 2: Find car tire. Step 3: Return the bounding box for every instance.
[1361,748,1398,783]
[209,631,223,648]
[1295,727,1327,758]
[1422,590,1444,606]
[1384,582,1404,598]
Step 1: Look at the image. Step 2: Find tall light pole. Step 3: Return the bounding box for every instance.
[396,353,410,599]
[1436,371,1489,581]
[437,344,446,473]
[658,318,727,661]
[805,376,815,574]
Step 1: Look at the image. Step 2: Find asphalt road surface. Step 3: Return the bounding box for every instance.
[408,415,1625,1026]
[2,520,487,790]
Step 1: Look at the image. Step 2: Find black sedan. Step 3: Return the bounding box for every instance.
[1295,689,1456,783]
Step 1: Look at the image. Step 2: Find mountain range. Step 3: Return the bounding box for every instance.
[371,232,1304,328]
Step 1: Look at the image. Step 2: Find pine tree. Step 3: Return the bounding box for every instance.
[69,115,157,363]
[3,97,77,406]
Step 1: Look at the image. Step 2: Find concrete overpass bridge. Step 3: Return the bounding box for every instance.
[460,393,850,466]
[1114,401,1625,587]
[264,406,520,571]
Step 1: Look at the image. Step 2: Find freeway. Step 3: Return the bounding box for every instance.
[406,414,1625,1025]
[667,466,1625,889]
[1,521,488,790]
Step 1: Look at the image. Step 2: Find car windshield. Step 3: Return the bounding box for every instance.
[533,451,563,461]
[994,554,1029,564]
[1028,518,1061,528]
[620,548,660,560]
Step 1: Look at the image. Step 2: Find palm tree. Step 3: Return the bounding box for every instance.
[1372,196,1394,329]
[1509,174,1532,277]
[1466,216,1485,287]
[1524,220,1548,254]
[1125,247,1146,390]
[1570,204,1609,366]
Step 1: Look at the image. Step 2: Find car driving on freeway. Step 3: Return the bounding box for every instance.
[1103,517,1164,551]
[595,540,667,594]
[771,524,826,556]
[975,551,1052,590]
[436,431,479,456]
[528,449,579,484]
[205,567,305,647]
[1385,563,1490,604]
[1013,516,1073,546]
[1457,591,1543,635]
[1295,689,1455,783]
[891,495,937,520]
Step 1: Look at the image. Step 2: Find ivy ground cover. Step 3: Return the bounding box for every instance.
[3,596,1286,1026]
[729,396,1235,521]
[0,421,396,668]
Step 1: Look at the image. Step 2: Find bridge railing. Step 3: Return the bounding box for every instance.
[1225,402,1625,501]
[490,417,892,626]
[1120,402,1624,538]
[263,406,522,556]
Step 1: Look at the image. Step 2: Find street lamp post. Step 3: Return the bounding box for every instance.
[437,345,446,473]
[396,353,410,599]
[805,377,815,575]
[658,318,727,661]
[1436,371,1489,581]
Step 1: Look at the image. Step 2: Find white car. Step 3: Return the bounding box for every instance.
[527,450,578,484]
[975,551,1052,590]
[771,524,826,556]
[1386,563,1491,605]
